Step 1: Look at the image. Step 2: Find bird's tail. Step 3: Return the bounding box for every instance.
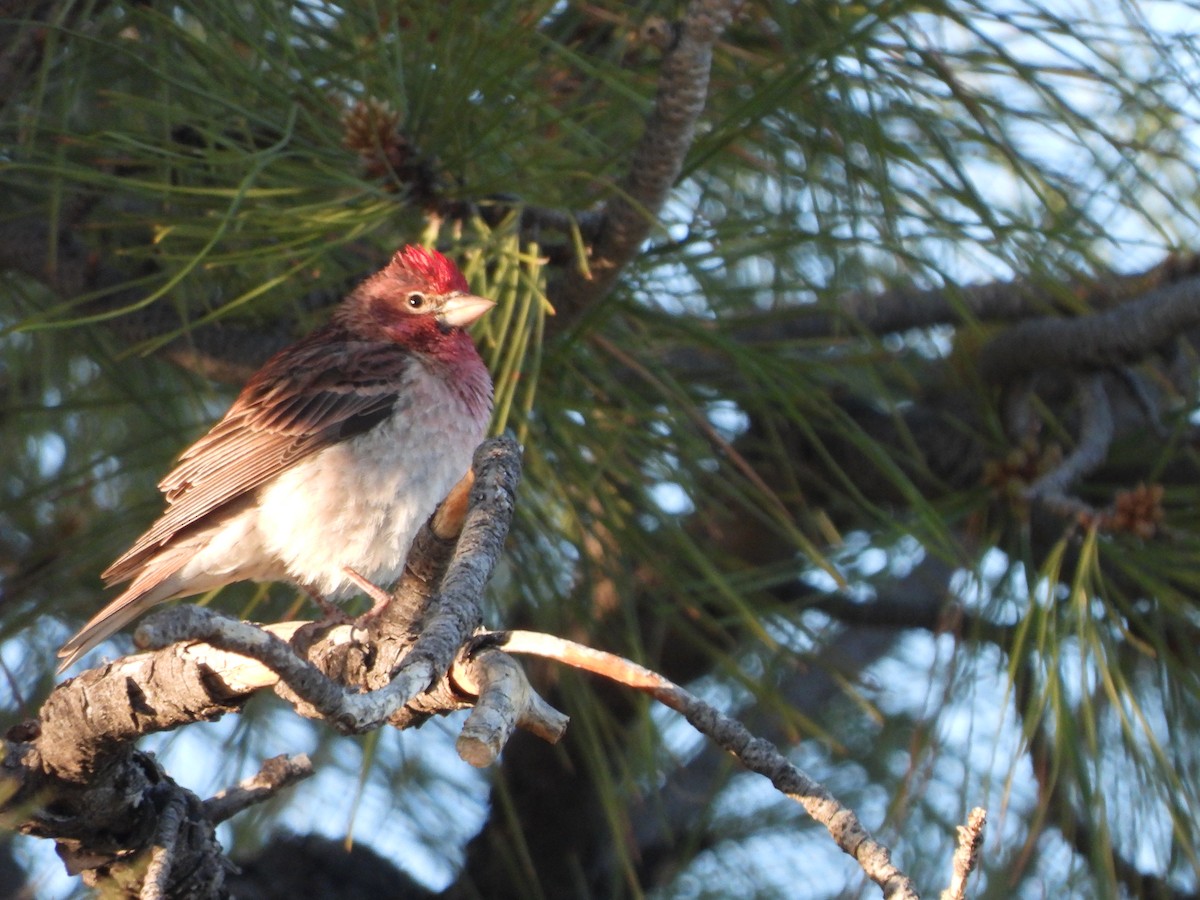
[56,576,181,674]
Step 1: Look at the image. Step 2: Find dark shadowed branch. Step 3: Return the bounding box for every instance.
[978,272,1200,384]
[549,0,741,335]
[201,754,315,825]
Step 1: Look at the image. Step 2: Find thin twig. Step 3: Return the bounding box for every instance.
[940,807,987,900]
[202,754,315,824]
[490,630,920,900]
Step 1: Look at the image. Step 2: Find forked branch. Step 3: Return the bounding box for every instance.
[485,630,986,899]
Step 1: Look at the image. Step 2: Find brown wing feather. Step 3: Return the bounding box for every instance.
[103,330,414,585]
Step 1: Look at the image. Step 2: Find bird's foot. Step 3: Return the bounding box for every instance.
[302,586,354,627]
[342,566,393,627]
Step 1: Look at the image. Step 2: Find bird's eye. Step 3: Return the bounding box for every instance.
[406,292,427,310]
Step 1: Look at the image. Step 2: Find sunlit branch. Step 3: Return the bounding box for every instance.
[940,807,986,900]
[489,629,926,900]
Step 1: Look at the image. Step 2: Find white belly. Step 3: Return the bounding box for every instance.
[253,365,485,597]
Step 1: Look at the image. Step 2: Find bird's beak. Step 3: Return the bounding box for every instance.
[440,292,496,327]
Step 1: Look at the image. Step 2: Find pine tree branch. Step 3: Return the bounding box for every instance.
[201,754,314,825]
[1,437,546,895]
[489,629,925,899]
[134,438,524,733]
[1022,374,1114,516]
[978,271,1200,384]
[940,808,986,900]
[716,253,1200,345]
[548,0,740,336]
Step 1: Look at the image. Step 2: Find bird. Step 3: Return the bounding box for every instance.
[57,245,495,673]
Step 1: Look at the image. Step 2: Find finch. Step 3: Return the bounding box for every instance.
[58,245,494,672]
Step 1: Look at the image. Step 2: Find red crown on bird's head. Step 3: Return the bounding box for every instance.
[389,245,470,294]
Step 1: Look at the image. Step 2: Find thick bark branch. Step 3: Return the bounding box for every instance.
[1,438,544,896]
[548,0,739,335]
[978,271,1200,383]
[720,253,1200,346]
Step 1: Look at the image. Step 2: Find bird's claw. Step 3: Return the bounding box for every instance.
[342,566,393,628]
